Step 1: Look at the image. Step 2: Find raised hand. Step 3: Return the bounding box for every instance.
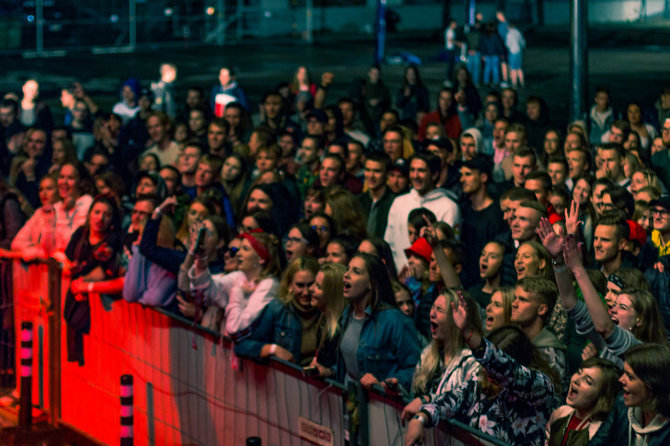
[562,236,584,271]
[565,201,582,236]
[154,195,177,218]
[451,291,469,333]
[537,217,563,258]
[420,214,438,246]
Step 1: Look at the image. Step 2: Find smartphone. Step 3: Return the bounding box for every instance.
[193,226,207,254]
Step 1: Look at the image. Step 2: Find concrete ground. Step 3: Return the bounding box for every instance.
[0,22,669,129]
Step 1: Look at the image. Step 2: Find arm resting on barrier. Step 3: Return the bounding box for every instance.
[234,300,286,360]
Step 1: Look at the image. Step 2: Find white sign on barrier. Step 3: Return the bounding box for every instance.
[299,416,334,446]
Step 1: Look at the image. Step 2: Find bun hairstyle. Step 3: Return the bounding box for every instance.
[625,343,670,417]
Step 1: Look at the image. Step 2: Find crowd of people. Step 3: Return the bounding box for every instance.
[1,13,670,445]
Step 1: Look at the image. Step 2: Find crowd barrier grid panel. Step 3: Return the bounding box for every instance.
[12,261,515,446]
[0,259,16,390]
[366,381,512,446]
[58,286,349,446]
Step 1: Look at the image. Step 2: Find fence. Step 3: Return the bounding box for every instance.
[11,259,510,445]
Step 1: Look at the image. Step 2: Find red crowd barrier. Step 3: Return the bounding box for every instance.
[12,261,510,446]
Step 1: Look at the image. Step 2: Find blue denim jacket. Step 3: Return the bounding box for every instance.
[337,304,421,390]
[234,299,321,363]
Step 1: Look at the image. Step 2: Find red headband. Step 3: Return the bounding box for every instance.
[237,231,270,262]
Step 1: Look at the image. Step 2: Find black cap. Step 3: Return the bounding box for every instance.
[650,195,670,210]
[388,159,409,177]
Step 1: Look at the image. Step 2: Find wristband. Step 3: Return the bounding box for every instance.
[551,256,565,266]
[269,344,277,355]
[413,414,427,425]
[88,281,94,293]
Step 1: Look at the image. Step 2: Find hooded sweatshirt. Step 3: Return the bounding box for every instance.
[461,127,484,159]
[629,408,670,446]
[384,188,461,271]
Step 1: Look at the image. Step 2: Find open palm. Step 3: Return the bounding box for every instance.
[537,217,563,258]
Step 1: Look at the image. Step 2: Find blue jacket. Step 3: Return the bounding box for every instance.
[234,299,322,364]
[123,245,177,309]
[589,395,670,445]
[645,256,670,341]
[336,303,421,390]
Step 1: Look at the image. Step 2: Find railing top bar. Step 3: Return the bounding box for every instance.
[152,305,348,394]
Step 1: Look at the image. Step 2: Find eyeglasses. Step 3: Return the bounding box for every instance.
[226,246,239,257]
[651,208,669,217]
[285,236,307,245]
[311,225,330,233]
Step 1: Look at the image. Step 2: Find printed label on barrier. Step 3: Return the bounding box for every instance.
[298,416,334,446]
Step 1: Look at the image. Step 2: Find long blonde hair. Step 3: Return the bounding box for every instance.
[411,289,483,395]
[319,263,346,338]
[278,257,319,305]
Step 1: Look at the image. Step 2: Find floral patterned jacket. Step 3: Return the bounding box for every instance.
[421,338,555,446]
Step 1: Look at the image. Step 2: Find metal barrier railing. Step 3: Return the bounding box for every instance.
[12,260,511,446]
[0,259,16,390]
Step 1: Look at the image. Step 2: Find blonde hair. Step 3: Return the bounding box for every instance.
[278,257,319,305]
[411,289,483,395]
[490,286,515,327]
[319,263,346,338]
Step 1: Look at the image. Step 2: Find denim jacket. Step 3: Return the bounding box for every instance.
[337,303,421,390]
[234,299,322,364]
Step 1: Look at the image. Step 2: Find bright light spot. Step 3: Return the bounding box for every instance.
[27,15,35,23]
[206,7,215,16]
[264,10,272,18]
[164,7,174,16]
[110,14,119,23]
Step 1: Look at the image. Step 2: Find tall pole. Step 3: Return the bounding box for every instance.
[129,0,136,50]
[569,0,588,121]
[216,0,224,45]
[306,0,313,44]
[36,0,43,55]
[374,0,386,65]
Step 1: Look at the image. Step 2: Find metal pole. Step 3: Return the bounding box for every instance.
[306,0,313,43]
[18,322,33,429]
[466,0,476,26]
[374,0,386,65]
[237,0,243,41]
[129,0,136,50]
[216,0,224,45]
[569,0,588,121]
[120,375,133,446]
[36,0,43,55]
